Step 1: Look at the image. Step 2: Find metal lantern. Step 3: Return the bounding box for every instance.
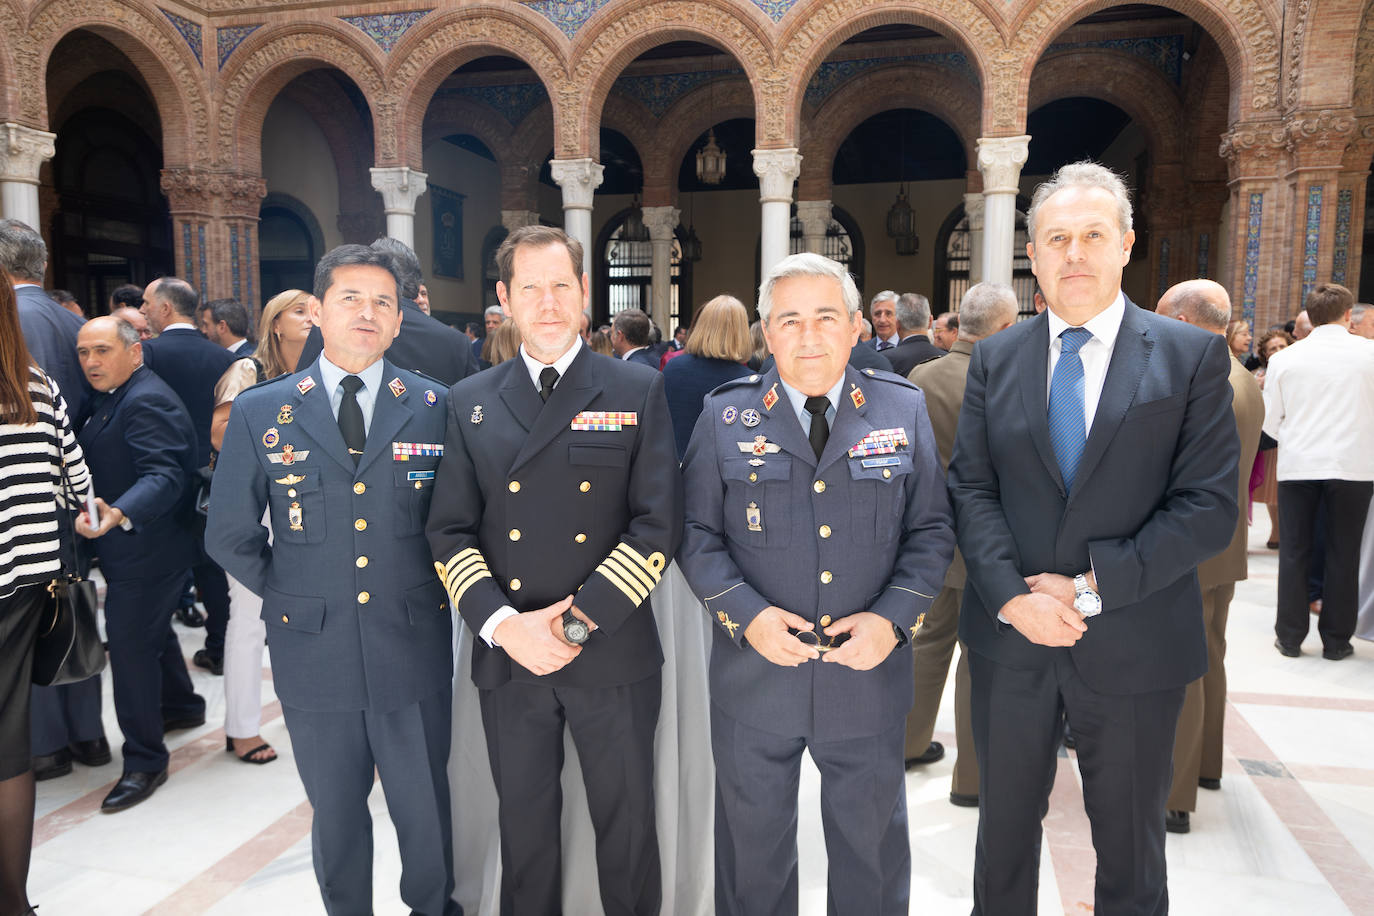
[621,195,649,242]
[696,128,727,186]
[886,185,919,257]
[681,224,703,262]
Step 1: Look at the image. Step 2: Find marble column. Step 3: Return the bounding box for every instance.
[976,136,1030,287]
[796,199,832,254]
[0,124,55,228]
[963,192,985,285]
[549,158,604,278]
[501,210,541,232]
[753,148,802,278]
[642,206,680,334]
[370,166,428,249]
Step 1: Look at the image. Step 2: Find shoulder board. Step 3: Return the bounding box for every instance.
[399,367,447,388]
[857,366,919,390]
[238,373,291,395]
[710,373,766,394]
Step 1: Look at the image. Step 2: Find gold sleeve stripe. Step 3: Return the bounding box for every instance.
[445,548,483,579]
[595,562,649,604]
[605,550,656,593]
[446,562,489,596]
[599,557,650,602]
[451,568,492,605]
[702,581,744,606]
[446,555,485,586]
[616,543,666,581]
[890,585,936,599]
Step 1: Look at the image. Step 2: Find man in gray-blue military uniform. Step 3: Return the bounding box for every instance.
[680,252,955,915]
[207,245,459,916]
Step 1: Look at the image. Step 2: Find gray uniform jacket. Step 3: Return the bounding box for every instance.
[679,365,955,741]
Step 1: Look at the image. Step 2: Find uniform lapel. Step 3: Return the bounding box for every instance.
[1016,313,1065,492]
[510,345,604,473]
[817,366,870,472]
[289,364,354,474]
[497,358,543,433]
[1070,304,1151,499]
[356,361,413,476]
[753,367,815,468]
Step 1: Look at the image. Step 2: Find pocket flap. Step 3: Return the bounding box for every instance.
[261,588,326,634]
[405,578,449,625]
[569,443,627,467]
[723,456,792,484]
[847,452,913,482]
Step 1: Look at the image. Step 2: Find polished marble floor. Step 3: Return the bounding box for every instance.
[29,524,1374,915]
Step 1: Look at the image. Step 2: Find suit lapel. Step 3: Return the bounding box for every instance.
[290,364,354,475]
[497,358,543,434]
[817,367,871,472]
[752,368,815,469]
[510,346,604,473]
[356,362,413,476]
[1016,314,1065,491]
[1070,304,1152,499]
[80,369,139,443]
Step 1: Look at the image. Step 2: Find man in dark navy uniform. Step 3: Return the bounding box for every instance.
[208,245,458,916]
[427,225,681,916]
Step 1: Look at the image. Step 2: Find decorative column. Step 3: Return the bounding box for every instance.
[642,206,680,334]
[0,124,56,228]
[796,199,832,254]
[753,148,802,277]
[1283,110,1356,308]
[976,136,1030,287]
[501,210,541,232]
[161,168,267,304]
[1333,121,1374,292]
[963,192,985,284]
[549,158,604,278]
[370,167,428,249]
[1219,123,1287,332]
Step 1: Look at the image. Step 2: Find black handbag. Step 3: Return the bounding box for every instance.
[31,435,106,687]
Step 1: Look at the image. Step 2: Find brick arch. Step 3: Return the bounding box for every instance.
[24,0,207,166]
[1283,0,1364,111]
[1028,50,1187,164]
[280,73,379,247]
[635,77,756,206]
[421,96,519,164]
[568,0,774,160]
[0,1,22,123]
[1353,0,1374,114]
[1182,40,1231,181]
[216,22,387,174]
[776,0,996,147]
[389,6,566,169]
[599,92,662,192]
[43,30,160,136]
[797,63,980,201]
[1009,0,1278,133]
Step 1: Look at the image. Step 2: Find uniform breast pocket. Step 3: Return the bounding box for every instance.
[394,462,439,535]
[722,457,792,548]
[268,472,325,545]
[848,452,914,545]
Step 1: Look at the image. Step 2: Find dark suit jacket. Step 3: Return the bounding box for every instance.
[16,284,90,425]
[427,344,683,689]
[141,327,238,467]
[297,298,478,386]
[948,303,1239,694]
[847,342,892,372]
[883,334,944,377]
[624,347,660,370]
[661,353,752,460]
[79,366,198,580]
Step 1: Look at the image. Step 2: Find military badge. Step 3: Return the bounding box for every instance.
[738,437,781,456]
[288,501,303,531]
[571,411,639,431]
[274,474,305,486]
[746,501,762,532]
[748,458,765,466]
[850,384,865,409]
[716,611,739,637]
[762,383,780,411]
[471,405,484,425]
[389,377,407,398]
[296,376,316,395]
[848,427,910,458]
[277,405,294,424]
[262,427,280,448]
[392,442,444,461]
[741,408,761,428]
[267,444,310,465]
[721,406,738,425]
[424,389,437,407]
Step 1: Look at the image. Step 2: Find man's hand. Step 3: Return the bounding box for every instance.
[819,611,898,671]
[1025,571,1095,607]
[566,604,598,637]
[492,595,582,675]
[74,498,121,539]
[743,606,821,667]
[999,592,1087,646]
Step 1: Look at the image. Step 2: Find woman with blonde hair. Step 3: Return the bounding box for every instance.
[255,289,314,381]
[663,294,754,458]
[484,318,523,366]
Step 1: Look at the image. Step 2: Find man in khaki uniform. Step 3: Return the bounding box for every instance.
[903,282,1019,804]
[1156,279,1264,833]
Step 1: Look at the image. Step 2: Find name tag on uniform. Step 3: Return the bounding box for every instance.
[407,470,436,481]
[848,427,910,457]
[861,456,901,468]
[393,442,444,461]
[571,411,638,431]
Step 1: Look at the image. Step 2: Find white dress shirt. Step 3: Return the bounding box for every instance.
[162,321,196,333]
[227,338,250,354]
[621,345,649,362]
[1045,292,1126,436]
[1262,324,1374,481]
[318,354,383,433]
[778,375,844,433]
[872,333,900,349]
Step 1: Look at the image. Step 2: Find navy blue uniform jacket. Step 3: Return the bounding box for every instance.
[141,327,238,467]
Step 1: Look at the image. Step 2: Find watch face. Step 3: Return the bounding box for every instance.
[1074,591,1102,616]
[564,618,590,644]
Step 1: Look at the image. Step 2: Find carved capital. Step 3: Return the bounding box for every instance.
[1219,122,1287,181]
[0,124,56,184]
[752,148,802,203]
[160,167,267,217]
[976,136,1030,195]
[501,210,541,232]
[1285,109,1357,170]
[963,193,985,230]
[549,158,604,211]
[795,199,832,239]
[370,167,428,215]
[641,206,680,243]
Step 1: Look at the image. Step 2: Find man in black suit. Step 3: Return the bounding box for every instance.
[197,298,255,356]
[75,316,205,812]
[296,237,479,385]
[428,225,682,915]
[140,276,238,671]
[948,161,1238,914]
[611,307,660,369]
[882,293,944,376]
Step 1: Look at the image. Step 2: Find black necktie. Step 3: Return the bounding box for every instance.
[804,396,830,461]
[338,375,366,465]
[539,366,560,403]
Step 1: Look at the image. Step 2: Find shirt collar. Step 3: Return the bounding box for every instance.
[1046,291,1125,349]
[12,282,39,289]
[317,353,385,397]
[779,372,846,426]
[621,345,647,360]
[520,336,583,390]
[161,322,197,333]
[1308,324,1351,340]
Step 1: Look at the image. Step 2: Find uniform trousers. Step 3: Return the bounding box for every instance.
[1277,480,1373,651]
[969,650,1184,916]
[711,704,910,916]
[478,674,661,916]
[29,679,103,758]
[904,584,978,796]
[282,688,458,916]
[1168,583,1234,812]
[222,572,266,739]
[105,568,204,773]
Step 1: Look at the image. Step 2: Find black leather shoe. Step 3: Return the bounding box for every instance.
[1322,644,1354,661]
[162,711,206,733]
[100,769,168,812]
[949,792,980,808]
[1165,810,1191,834]
[192,649,223,675]
[1274,639,1301,658]
[904,741,945,769]
[68,737,111,767]
[1198,777,1222,791]
[32,749,72,781]
[173,605,205,628]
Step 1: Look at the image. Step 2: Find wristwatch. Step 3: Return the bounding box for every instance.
[562,609,590,645]
[1073,573,1102,618]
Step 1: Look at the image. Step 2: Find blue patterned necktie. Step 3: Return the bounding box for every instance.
[1047,327,1092,491]
[876,339,893,351]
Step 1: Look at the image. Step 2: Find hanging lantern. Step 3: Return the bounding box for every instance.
[681,224,703,262]
[621,195,649,242]
[886,184,919,257]
[696,128,727,185]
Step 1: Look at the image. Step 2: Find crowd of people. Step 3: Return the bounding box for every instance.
[1,158,1373,916]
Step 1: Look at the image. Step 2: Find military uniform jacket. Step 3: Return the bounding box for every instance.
[205,360,452,714]
[678,365,955,742]
[426,345,683,690]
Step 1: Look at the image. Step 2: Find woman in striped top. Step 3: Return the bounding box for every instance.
[0,276,91,916]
